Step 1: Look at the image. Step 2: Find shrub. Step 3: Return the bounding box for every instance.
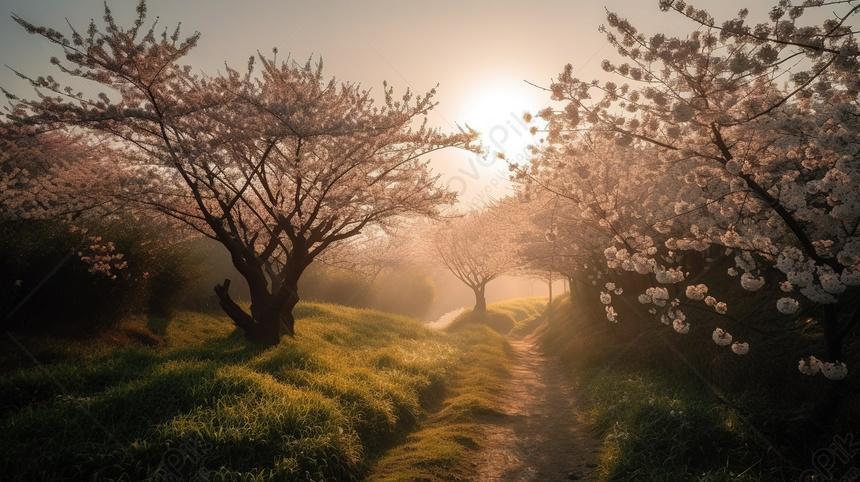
[1,216,202,336]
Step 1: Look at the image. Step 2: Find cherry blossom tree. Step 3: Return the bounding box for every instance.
[516,192,603,305]
[5,1,478,345]
[430,207,521,312]
[522,0,858,378]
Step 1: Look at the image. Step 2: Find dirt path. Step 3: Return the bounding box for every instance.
[469,336,601,481]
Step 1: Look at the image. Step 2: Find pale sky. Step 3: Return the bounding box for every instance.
[1,0,756,206]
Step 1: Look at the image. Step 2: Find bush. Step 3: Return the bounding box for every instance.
[1,216,202,336]
[368,266,437,318]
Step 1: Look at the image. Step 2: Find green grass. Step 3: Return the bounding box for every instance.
[531,290,859,481]
[368,324,512,481]
[447,297,547,335]
[367,299,549,481]
[1,303,461,481]
[582,371,782,481]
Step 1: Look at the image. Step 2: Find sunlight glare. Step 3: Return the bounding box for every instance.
[459,84,537,162]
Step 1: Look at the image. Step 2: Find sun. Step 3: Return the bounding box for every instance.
[459,83,538,161]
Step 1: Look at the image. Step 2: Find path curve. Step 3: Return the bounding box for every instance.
[469,336,600,481]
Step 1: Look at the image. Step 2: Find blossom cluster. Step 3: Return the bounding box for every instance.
[798,356,848,380]
[77,236,127,279]
[685,284,708,300]
[712,328,732,346]
[639,286,670,307]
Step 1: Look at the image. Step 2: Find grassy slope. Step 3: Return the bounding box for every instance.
[1,303,460,481]
[531,290,859,481]
[446,297,546,335]
[367,297,547,481]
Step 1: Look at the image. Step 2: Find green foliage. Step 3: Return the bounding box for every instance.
[1,302,462,480]
[1,217,202,336]
[583,371,779,480]
[3,218,135,334]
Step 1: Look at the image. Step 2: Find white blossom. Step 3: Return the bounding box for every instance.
[685,284,708,301]
[600,291,612,304]
[712,328,732,346]
[740,273,765,291]
[655,267,685,284]
[673,318,689,334]
[606,305,618,322]
[799,356,848,380]
[646,287,669,306]
[776,297,800,315]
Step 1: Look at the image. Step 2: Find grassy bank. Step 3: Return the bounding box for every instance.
[2,303,460,480]
[368,298,547,481]
[531,292,859,480]
[446,297,546,335]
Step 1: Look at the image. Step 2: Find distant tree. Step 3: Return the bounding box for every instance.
[5,1,478,345]
[430,208,520,312]
[523,0,859,377]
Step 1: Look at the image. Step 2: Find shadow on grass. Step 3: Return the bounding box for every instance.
[146,314,172,337]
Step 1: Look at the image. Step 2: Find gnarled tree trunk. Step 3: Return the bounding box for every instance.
[214,278,292,346]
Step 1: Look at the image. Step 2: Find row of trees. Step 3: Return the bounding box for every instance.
[419,1,857,393]
[506,0,859,380]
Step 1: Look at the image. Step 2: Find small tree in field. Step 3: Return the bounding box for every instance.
[524,0,858,377]
[5,2,478,345]
[430,207,520,313]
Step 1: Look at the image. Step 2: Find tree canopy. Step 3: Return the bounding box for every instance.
[515,0,859,379]
[5,0,479,344]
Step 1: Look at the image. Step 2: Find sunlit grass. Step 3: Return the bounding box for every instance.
[0,301,461,480]
[447,296,547,335]
[369,324,512,481]
[368,300,540,481]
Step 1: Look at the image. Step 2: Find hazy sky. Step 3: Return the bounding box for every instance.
[1,0,755,206]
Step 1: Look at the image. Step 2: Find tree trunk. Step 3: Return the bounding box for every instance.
[214,279,260,338]
[214,273,300,346]
[810,302,858,432]
[251,301,286,347]
[275,273,301,339]
[209,228,313,345]
[473,284,487,313]
[547,275,553,321]
[823,304,843,362]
